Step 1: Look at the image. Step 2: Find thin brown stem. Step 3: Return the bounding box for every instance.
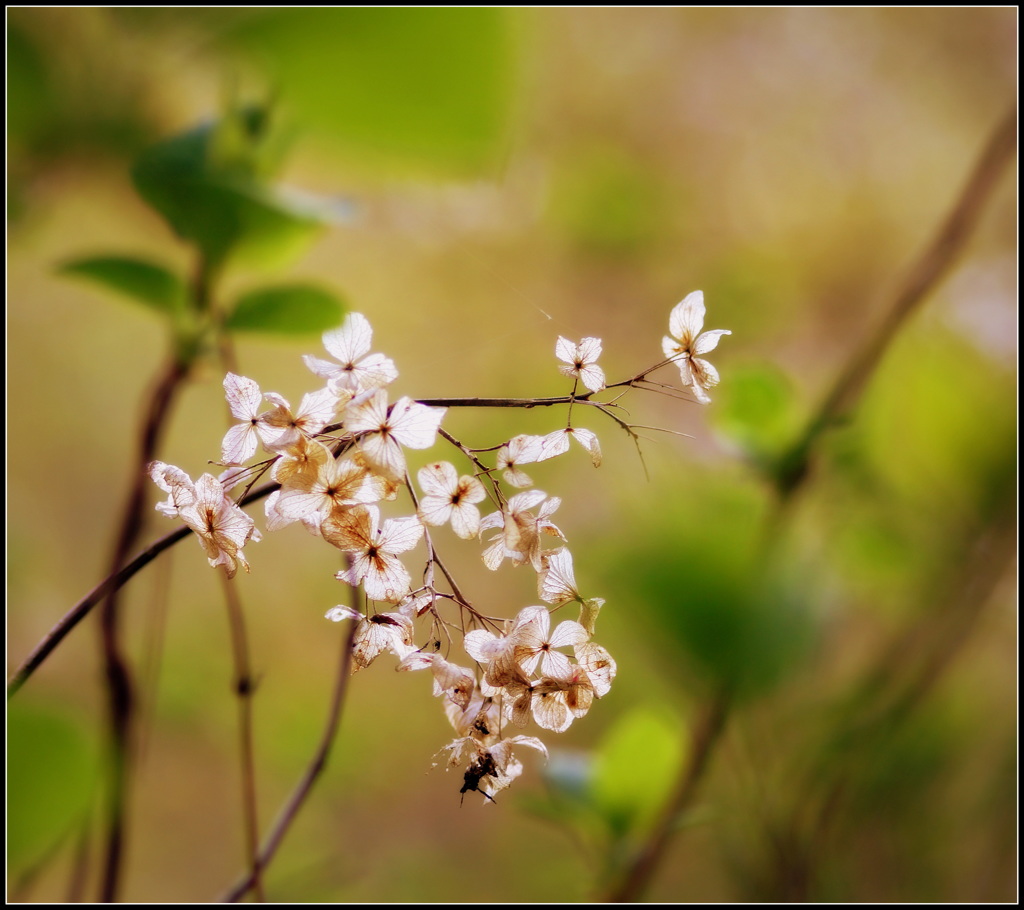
[220,559,359,903]
[8,482,279,698]
[221,574,265,903]
[604,689,731,903]
[97,353,190,903]
[775,106,1017,500]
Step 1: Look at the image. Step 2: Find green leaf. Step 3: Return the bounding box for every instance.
[7,701,98,872]
[710,363,805,471]
[591,707,685,839]
[59,255,186,314]
[131,111,326,270]
[225,284,346,336]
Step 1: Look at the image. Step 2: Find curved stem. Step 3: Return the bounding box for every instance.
[97,354,191,902]
[7,482,279,698]
[221,575,264,902]
[604,689,731,903]
[775,105,1017,500]
[221,562,359,903]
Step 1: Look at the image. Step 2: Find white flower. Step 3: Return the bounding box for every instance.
[304,312,398,394]
[324,605,415,670]
[506,606,588,679]
[416,461,487,539]
[346,391,447,481]
[149,463,260,578]
[479,490,565,572]
[260,387,341,453]
[555,336,605,392]
[324,504,423,603]
[273,452,391,528]
[538,548,580,605]
[534,427,603,467]
[220,373,276,465]
[396,651,475,709]
[661,290,731,404]
[496,434,545,488]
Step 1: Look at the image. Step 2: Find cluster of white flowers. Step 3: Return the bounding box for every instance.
[149,293,728,801]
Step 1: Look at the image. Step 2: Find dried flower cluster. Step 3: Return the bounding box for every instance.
[149,296,728,800]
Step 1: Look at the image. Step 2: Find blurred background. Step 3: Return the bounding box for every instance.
[7,8,1016,903]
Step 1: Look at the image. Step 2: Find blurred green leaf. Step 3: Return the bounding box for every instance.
[225,284,346,335]
[59,255,185,314]
[132,109,325,269]
[8,701,97,871]
[211,8,515,175]
[604,483,817,699]
[7,21,57,147]
[859,326,1016,527]
[591,707,685,838]
[711,363,804,469]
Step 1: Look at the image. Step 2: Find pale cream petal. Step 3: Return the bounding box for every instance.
[568,428,602,467]
[295,386,341,433]
[549,620,589,649]
[668,290,705,345]
[578,363,605,392]
[389,398,446,449]
[344,389,389,434]
[508,489,548,513]
[363,552,412,603]
[575,642,616,696]
[554,335,578,365]
[531,687,573,732]
[662,334,684,361]
[223,373,263,420]
[348,352,398,391]
[418,461,458,498]
[538,649,574,680]
[379,515,424,554]
[501,465,533,488]
[449,502,481,539]
[302,354,341,379]
[464,629,505,663]
[324,605,361,623]
[359,432,406,480]
[691,357,721,389]
[418,494,454,527]
[577,336,602,364]
[321,312,372,365]
[692,328,731,356]
[538,548,579,605]
[534,430,571,462]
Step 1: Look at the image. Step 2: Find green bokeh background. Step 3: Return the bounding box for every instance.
[7,8,1016,902]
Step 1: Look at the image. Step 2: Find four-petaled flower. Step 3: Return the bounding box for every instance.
[662,290,731,404]
[345,391,447,481]
[304,312,399,395]
[323,504,423,603]
[149,463,260,578]
[556,336,605,392]
[417,461,487,539]
[324,605,415,670]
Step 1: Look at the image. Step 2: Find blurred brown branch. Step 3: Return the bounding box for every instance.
[775,105,1017,501]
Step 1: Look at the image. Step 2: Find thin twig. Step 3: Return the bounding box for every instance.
[7,482,279,698]
[220,561,359,903]
[97,354,190,902]
[221,574,265,903]
[604,688,732,902]
[775,106,1017,500]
